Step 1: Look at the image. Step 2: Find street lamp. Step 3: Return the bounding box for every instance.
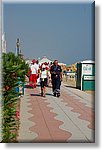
[16,38,20,55]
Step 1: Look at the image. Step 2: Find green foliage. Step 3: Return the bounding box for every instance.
[2,52,29,142]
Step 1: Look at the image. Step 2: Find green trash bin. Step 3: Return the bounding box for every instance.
[82,75,95,91]
[76,60,95,91]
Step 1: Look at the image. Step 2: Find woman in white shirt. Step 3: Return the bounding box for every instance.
[40,64,48,97]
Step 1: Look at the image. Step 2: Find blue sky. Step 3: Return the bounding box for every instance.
[3,2,95,64]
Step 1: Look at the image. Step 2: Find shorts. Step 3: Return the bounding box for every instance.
[40,78,47,88]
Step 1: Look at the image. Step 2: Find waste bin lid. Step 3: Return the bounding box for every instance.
[81,60,95,64]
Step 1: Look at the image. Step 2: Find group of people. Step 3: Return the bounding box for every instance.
[27,59,62,97]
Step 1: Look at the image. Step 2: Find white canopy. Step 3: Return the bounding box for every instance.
[39,56,52,64]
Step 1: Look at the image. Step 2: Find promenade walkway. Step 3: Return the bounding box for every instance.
[17,81,95,143]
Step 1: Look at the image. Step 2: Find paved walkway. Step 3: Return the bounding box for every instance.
[17,82,95,143]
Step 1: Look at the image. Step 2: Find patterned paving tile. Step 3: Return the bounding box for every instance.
[60,89,95,130]
[27,87,71,142]
[17,83,95,143]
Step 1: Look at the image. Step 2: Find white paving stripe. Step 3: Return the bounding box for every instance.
[17,93,38,142]
[46,87,94,142]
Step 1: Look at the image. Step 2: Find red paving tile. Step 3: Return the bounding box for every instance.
[25,87,72,142]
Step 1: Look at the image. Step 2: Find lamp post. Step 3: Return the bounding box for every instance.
[16,38,20,56]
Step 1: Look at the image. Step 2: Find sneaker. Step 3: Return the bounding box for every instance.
[41,92,43,96]
[33,85,36,88]
[43,92,46,97]
[57,93,60,97]
[54,92,56,97]
[43,94,46,97]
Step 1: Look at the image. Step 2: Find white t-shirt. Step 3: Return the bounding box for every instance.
[40,70,47,79]
[30,64,37,74]
[36,64,39,71]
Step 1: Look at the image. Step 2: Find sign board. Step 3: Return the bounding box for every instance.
[84,76,95,80]
[82,64,92,75]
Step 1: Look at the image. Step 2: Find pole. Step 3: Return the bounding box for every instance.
[16,38,20,56]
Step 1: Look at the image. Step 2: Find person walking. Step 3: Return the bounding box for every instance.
[50,60,62,97]
[36,60,40,84]
[29,59,38,88]
[40,64,48,97]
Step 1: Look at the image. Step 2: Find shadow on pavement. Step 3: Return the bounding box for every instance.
[46,93,53,96]
[24,85,30,88]
[30,93,53,97]
[36,84,41,87]
[65,85,76,89]
[24,84,32,89]
[24,84,41,88]
[30,93,41,97]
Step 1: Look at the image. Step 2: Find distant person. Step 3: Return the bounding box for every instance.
[50,60,62,97]
[44,62,50,86]
[36,60,39,71]
[49,62,53,68]
[40,64,48,97]
[47,62,53,87]
[44,62,49,70]
[29,59,38,88]
[36,60,40,84]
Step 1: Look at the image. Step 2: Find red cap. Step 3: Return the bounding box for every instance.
[32,59,36,63]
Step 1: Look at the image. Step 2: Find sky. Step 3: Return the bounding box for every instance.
[3,2,95,64]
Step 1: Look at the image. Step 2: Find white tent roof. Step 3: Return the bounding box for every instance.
[39,56,52,64]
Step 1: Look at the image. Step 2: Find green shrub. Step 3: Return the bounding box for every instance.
[2,52,28,142]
